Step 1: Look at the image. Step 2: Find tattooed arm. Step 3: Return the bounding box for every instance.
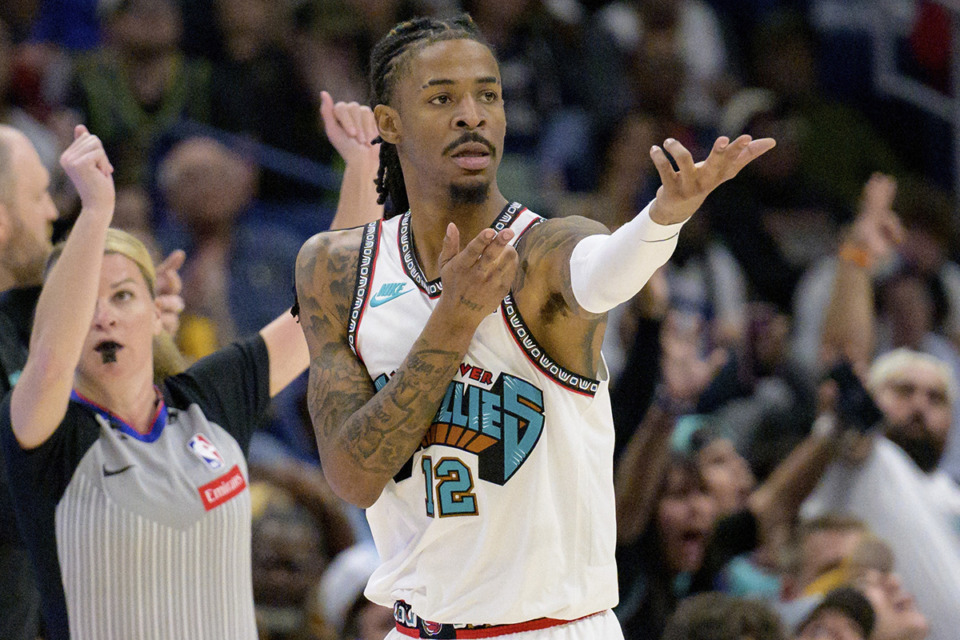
[295,224,518,507]
[513,216,611,377]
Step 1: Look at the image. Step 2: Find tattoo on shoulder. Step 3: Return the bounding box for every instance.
[513,216,608,303]
[295,230,363,331]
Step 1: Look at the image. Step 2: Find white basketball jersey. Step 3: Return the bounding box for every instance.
[350,203,618,625]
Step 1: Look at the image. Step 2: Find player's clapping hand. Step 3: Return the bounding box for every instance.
[649,134,776,224]
[319,90,381,168]
[437,224,518,329]
[59,125,115,217]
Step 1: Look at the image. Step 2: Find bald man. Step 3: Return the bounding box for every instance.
[0,124,60,640]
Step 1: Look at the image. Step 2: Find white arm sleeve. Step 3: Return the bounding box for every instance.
[569,199,685,314]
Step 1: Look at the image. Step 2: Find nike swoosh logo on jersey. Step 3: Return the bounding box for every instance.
[103,464,134,477]
[370,283,412,307]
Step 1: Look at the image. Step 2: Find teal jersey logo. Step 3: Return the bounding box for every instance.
[370,282,412,307]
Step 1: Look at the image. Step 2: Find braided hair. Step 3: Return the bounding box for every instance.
[369,14,490,218]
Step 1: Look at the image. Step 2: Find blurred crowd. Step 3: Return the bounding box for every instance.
[1,0,959,639]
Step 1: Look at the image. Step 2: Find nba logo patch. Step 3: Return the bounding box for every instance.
[187,434,224,470]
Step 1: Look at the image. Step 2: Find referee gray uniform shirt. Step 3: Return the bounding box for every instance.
[0,336,270,640]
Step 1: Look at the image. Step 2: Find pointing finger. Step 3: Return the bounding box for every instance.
[156,249,186,296]
[157,248,187,275]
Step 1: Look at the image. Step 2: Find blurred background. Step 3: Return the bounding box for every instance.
[2,1,960,639]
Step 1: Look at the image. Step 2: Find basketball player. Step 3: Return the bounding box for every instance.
[294,15,774,639]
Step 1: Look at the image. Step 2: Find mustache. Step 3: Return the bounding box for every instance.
[443,132,496,156]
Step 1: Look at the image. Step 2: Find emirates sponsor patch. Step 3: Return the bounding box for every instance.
[198,465,247,511]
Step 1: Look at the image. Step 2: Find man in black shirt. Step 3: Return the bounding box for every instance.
[0,124,61,640]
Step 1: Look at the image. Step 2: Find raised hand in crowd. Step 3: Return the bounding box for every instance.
[615,309,727,545]
[660,312,729,412]
[822,174,903,371]
[846,173,904,271]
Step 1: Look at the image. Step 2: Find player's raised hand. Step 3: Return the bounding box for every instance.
[59,125,115,217]
[320,90,381,167]
[649,134,776,224]
[437,224,518,327]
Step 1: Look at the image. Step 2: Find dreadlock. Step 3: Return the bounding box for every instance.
[369,14,490,218]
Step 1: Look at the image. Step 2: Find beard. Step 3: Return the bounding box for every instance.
[3,211,50,287]
[885,419,945,472]
[449,181,490,206]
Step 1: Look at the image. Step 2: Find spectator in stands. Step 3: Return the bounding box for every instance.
[316,543,394,640]
[158,91,384,360]
[157,135,268,354]
[802,190,960,640]
[710,88,849,312]
[248,460,358,640]
[845,536,929,640]
[780,515,869,602]
[0,15,78,208]
[67,0,210,187]
[614,310,845,637]
[207,0,337,205]
[780,522,926,640]
[250,458,355,564]
[585,0,733,128]
[250,481,330,640]
[746,10,901,207]
[802,350,960,640]
[793,174,960,481]
[661,592,786,640]
[288,1,369,107]
[793,587,875,640]
[616,452,718,639]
